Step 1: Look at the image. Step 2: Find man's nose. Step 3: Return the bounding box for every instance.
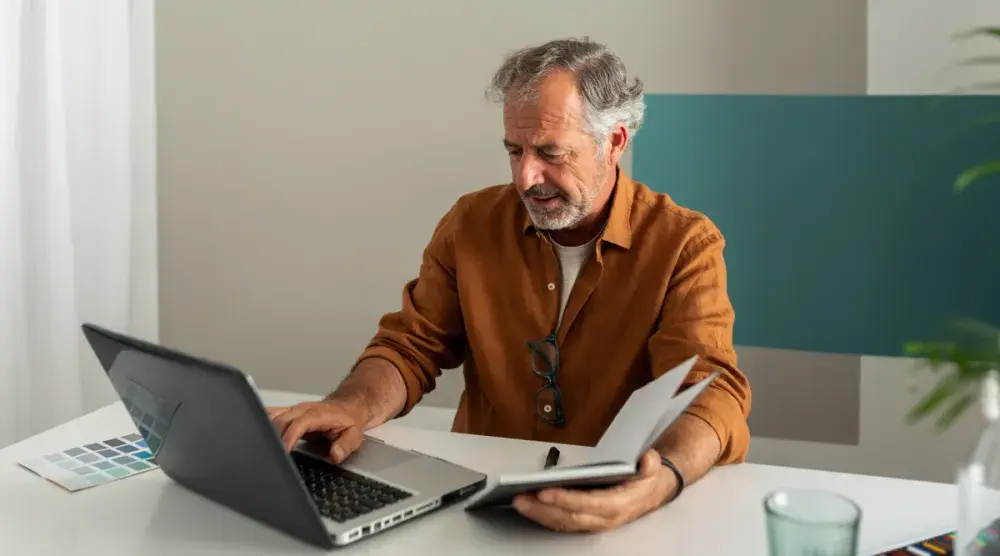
[516,153,545,190]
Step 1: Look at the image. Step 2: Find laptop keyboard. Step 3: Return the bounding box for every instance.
[292,452,413,523]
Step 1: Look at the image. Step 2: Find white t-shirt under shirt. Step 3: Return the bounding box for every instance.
[550,234,599,328]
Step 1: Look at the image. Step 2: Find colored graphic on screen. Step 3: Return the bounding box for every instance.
[121,379,179,457]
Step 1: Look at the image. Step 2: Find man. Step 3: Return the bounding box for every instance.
[268,37,751,533]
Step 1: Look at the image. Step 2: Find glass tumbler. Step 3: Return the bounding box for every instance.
[764,488,862,556]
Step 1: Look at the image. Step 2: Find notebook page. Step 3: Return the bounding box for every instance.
[632,371,721,462]
[584,356,698,465]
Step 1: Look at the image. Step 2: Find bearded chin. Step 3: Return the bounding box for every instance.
[526,196,591,230]
[523,157,608,230]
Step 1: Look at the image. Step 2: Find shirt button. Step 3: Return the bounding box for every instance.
[547,283,556,291]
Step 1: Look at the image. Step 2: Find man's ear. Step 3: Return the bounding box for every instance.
[607,123,629,166]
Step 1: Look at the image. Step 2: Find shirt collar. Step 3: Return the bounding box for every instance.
[520,165,634,250]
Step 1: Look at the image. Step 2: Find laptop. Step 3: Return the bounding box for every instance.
[81,323,487,549]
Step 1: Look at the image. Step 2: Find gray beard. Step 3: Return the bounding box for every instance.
[521,162,608,230]
[523,195,591,230]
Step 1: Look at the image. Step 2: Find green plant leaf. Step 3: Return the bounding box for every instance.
[935,390,977,431]
[955,160,1000,192]
[904,340,958,366]
[954,27,1000,41]
[907,372,961,424]
[946,317,1000,343]
[904,316,1000,430]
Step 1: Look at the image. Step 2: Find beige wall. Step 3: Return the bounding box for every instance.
[155,0,1000,485]
[156,0,866,403]
[868,0,1000,95]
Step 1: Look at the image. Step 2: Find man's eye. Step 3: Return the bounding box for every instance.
[539,151,561,160]
[507,150,522,158]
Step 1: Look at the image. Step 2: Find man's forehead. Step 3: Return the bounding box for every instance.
[502,100,585,135]
[502,73,585,131]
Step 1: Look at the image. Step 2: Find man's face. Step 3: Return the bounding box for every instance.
[502,72,611,231]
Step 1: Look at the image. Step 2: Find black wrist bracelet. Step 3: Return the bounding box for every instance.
[660,454,685,504]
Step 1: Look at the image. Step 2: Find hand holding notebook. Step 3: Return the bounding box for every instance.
[465,355,719,510]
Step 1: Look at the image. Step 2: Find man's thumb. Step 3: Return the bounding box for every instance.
[329,426,364,464]
[640,450,662,477]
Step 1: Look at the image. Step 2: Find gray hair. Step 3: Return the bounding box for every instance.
[487,37,645,146]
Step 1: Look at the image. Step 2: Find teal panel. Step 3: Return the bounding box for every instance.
[632,94,1000,356]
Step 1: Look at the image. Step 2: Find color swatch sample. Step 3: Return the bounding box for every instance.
[874,531,959,555]
[875,537,952,554]
[18,434,159,492]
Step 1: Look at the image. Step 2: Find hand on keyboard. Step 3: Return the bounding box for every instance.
[267,401,366,464]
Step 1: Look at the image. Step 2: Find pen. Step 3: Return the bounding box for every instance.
[544,446,560,469]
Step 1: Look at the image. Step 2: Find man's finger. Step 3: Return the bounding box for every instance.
[329,425,363,463]
[280,405,361,452]
[265,406,289,419]
[536,458,666,518]
[271,404,310,438]
[616,450,662,491]
[513,494,614,532]
[281,409,344,452]
[636,450,662,478]
[534,487,626,518]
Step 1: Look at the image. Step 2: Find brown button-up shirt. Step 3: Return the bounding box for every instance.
[356,168,752,464]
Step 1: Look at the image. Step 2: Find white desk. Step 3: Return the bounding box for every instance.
[0,390,957,555]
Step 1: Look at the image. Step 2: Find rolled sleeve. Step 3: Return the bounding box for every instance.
[353,201,468,417]
[648,224,751,465]
[682,369,751,464]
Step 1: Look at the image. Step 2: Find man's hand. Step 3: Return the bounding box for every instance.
[266,358,409,464]
[266,400,367,464]
[511,450,676,532]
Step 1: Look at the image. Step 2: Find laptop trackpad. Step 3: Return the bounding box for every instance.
[346,439,417,472]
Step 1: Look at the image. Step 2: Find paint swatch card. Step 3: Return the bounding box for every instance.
[18,433,159,492]
[874,531,956,555]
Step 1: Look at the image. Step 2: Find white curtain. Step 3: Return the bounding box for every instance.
[0,0,158,448]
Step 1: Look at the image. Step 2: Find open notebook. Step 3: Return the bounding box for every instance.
[465,356,720,510]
